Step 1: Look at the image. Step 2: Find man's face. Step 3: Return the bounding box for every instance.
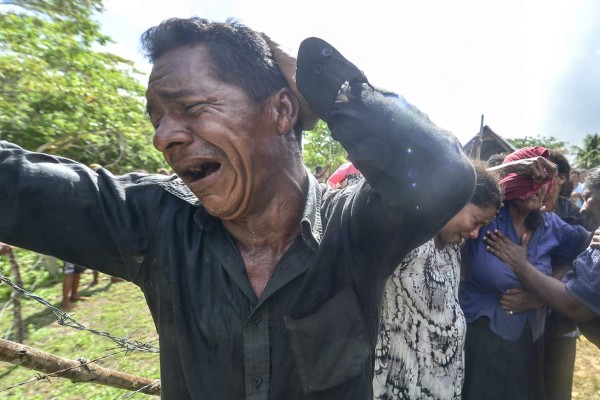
[571,173,580,184]
[580,188,600,230]
[146,44,285,220]
[513,183,548,212]
[438,203,498,245]
[542,174,567,212]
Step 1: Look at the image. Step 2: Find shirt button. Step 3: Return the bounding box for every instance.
[254,377,263,387]
[322,48,333,57]
[251,314,262,325]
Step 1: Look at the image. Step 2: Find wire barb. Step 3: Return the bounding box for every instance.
[0,272,159,354]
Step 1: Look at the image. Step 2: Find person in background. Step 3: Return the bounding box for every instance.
[571,170,585,208]
[313,165,327,183]
[488,150,586,400]
[157,167,170,175]
[484,166,600,346]
[327,161,362,189]
[374,161,502,400]
[61,260,91,310]
[542,151,586,400]
[460,147,589,400]
[486,153,505,168]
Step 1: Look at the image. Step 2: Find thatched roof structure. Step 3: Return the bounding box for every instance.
[462,125,517,161]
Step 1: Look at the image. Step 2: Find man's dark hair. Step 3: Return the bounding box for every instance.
[470,160,503,211]
[548,150,571,177]
[486,153,505,168]
[141,17,303,142]
[548,150,572,197]
[585,167,600,191]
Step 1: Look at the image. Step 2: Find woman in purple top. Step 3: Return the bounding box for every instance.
[459,147,590,400]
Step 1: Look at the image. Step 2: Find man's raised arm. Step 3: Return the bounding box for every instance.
[295,38,475,259]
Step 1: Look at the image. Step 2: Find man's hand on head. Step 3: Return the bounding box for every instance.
[489,156,557,181]
[261,33,318,131]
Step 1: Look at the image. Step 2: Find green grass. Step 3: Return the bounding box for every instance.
[573,336,600,399]
[0,270,159,399]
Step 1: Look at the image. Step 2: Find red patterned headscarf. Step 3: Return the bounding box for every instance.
[498,146,553,201]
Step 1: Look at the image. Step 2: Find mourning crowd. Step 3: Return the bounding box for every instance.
[1,16,600,400]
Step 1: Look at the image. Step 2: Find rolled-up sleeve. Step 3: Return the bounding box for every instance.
[565,248,600,317]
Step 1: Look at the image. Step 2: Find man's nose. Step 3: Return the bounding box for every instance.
[153,114,193,152]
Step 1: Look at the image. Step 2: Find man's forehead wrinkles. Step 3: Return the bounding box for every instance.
[148,86,199,100]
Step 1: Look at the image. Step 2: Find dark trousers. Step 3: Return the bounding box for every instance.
[462,318,545,400]
[544,313,577,400]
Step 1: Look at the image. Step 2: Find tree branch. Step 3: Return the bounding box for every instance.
[0,339,161,396]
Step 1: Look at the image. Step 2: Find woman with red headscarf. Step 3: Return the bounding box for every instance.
[459,147,590,400]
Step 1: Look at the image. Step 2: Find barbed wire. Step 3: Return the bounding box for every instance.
[120,379,161,399]
[0,272,159,353]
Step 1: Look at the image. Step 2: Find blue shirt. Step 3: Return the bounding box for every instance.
[460,207,589,341]
[565,248,600,316]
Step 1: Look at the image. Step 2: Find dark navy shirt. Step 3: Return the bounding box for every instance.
[565,248,600,316]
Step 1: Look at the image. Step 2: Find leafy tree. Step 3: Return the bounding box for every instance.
[302,120,348,177]
[0,0,167,174]
[507,135,570,153]
[573,133,600,170]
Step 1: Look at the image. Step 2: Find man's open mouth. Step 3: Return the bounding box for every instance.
[182,162,221,182]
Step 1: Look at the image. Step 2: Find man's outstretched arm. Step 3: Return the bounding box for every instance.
[0,141,163,277]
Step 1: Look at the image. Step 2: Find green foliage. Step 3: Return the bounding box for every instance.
[0,0,167,174]
[0,249,58,302]
[573,133,600,170]
[507,135,571,153]
[302,120,348,175]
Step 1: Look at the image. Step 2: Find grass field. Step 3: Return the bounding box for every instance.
[0,269,599,399]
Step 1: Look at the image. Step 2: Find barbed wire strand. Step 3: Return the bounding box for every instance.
[0,272,159,353]
[0,348,127,393]
[120,379,161,399]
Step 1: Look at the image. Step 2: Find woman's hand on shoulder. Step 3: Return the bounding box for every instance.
[483,229,530,271]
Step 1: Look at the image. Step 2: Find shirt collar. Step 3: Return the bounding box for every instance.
[158,177,200,206]
[157,170,325,248]
[496,205,551,228]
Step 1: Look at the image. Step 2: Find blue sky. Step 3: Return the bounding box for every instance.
[96,0,600,149]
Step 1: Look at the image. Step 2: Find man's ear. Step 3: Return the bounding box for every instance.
[271,87,299,135]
